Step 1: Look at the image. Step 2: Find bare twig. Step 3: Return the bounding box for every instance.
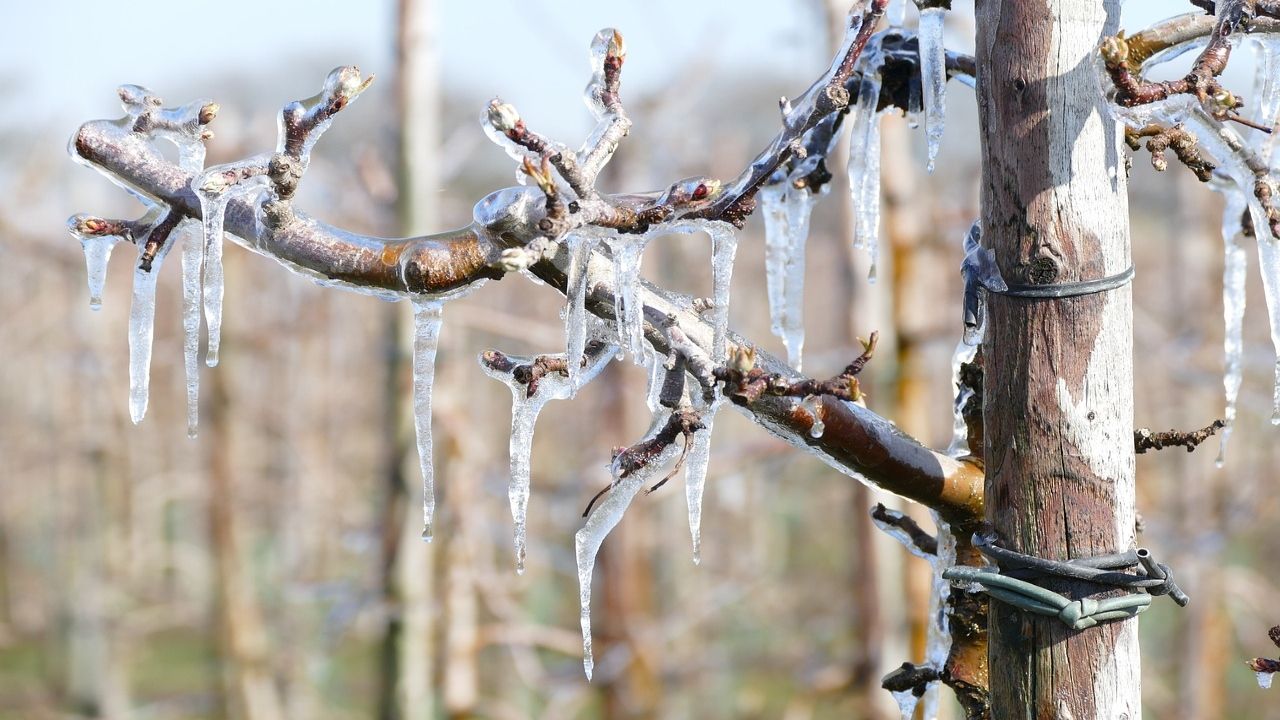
[1133,419,1225,454]
[870,502,938,556]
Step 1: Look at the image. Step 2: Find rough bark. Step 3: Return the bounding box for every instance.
[978,0,1139,717]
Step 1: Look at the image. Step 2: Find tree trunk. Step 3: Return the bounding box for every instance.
[377,1,441,718]
[978,0,1139,717]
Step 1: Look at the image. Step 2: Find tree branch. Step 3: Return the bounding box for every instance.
[67,9,985,529]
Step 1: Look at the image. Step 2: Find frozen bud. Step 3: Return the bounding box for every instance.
[487,99,521,134]
[608,30,626,60]
[118,84,162,111]
[497,247,534,273]
[323,66,374,101]
[1100,36,1129,66]
[198,170,232,194]
[728,344,756,373]
[198,102,219,125]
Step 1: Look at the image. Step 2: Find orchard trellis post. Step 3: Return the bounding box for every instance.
[63,0,1280,716]
[978,1,1140,715]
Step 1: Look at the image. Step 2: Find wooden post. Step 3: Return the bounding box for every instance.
[977,0,1139,717]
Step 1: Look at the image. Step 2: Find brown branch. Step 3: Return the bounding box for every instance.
[1246,625,1280,675]
[72,118,502,295]
[1133,419,1225,454]
[71,17,986,530]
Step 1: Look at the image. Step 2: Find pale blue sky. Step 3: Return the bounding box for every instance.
[0,0,1179,141]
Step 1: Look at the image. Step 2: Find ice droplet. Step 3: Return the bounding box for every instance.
[1258,670,1275,690]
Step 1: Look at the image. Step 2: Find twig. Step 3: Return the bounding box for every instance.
[1133,419,1225,454]
[870,502,938,556]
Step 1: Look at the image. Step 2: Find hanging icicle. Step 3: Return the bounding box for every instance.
[847,44,885,281]
[411,298,445,542]
[918,5,948,173]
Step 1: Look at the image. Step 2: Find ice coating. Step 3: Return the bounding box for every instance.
[920,514,956,720]
[481,345,617,572]
[644,347,667,413]
[411,298,444,542]
[799,395,825,438]
[1218,191,1248,465]
[918,7,948,173]
[195,156,273,367]
[177,220,204,438]
[885,0,908,26]
[960,221,1005,345]
[582,29,621,121]
[1252,36,1280,160]
[128,229,176,424]
[279,66,374,166]
[760,182,818,370]
[847,54,884,281]
[576,420,680,680]
[948,340,978,457]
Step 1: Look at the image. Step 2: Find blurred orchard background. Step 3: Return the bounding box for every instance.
[1,1,1279,718]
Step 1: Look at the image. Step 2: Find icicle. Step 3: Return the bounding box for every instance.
[706,222,738,364]
[1252,36,1280,161]
[411,298,444,542]
[920,514,956,720]
[194,157,272,367]
[847,60,883,281]
[127,229,176,424]
[77,233,122,311]
[607,234,649,363]
[1184,110,1280,424]
[178,220,203,438]
[891,689,920,720]
[760,183,818,370]
[1218,192,1248,465]
[948,340,978,457]
[885,0,908,26]
[644,347,667,413]
[919,6,948,173]
[1259,670,1276,689]
[563,228,611,394]
[684,397,723,565]
[576,418,681,680]
[481,346,616,572]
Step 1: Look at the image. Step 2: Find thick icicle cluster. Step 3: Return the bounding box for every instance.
[761,182,819,371]
[846,47,884,284]
[480,340,617,572]
[1104,33,1280,462]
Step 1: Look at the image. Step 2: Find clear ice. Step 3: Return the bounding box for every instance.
[128,227,176,424]
[918,7,948,173]
[563,229,609,394]
[760,183,819,371]
[684,396,724,565]
[177,219,204,437]
[75,230,123,311]
[576,415,680,681]
[607,234,651,364]
[960,221,1004,346]
[1218,191,1247,464]
[847,50,884,282]
[411,298,444,542]
[481,344,616,572]
[1259,670,1276,690]
[194,156,273,368]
